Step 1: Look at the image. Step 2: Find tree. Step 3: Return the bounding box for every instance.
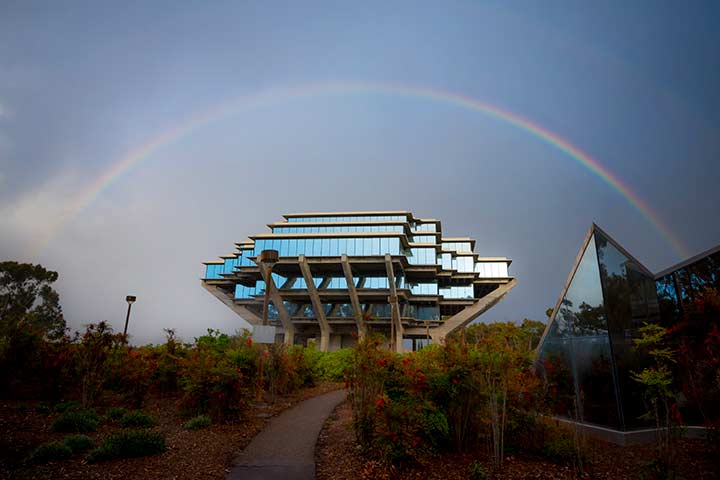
[0,261,66,341]
[1,262,67,392]
[632,323,681,477]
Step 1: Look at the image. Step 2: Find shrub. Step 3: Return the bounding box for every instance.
[54,401,79,413]
[179,340,251,421]
[27,441,72,463]
[347,324,546,470]
[86,430,166,463]
[183,414,212,430]
[469,461,489,480]
[52,410,100,432]
[63,434,94,453]
[35,403,51,415]
[105,407,127,421]
[316,348,354,381]
[543,434,577,464]
[154,329,183,392]
[119,410,155,428]
[76,322,122,408]
[107,346,158,408]
[263,343,303,398]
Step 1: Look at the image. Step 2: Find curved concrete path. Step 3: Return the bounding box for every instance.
[226,389,347,480]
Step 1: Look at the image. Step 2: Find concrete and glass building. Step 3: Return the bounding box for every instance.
[537,224,719,443]
[202,211,515,352]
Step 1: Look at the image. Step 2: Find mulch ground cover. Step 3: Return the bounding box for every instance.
[0,382,341,480]
[315,400,720,480]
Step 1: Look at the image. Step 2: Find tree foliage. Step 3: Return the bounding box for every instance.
[0,261,65,339]
[0,261,67,394]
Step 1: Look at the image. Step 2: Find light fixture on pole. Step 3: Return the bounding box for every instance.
[123,295,136,342]
[260,250,279,326]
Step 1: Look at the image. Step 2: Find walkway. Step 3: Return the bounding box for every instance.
[226,389,347,480]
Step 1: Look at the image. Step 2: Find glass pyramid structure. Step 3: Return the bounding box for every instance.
[537,224,660,430]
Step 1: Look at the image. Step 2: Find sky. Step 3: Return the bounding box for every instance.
[1,1,719,345]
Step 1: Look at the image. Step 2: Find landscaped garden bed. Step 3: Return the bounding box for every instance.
[1,382,340,479]
[316,400,719,479]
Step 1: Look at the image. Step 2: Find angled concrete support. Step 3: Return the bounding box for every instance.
[298,255,332,352]
[384,254,404,353]
[431,278,517,344]
[201,281,264,325]
[256,262,294,346]
[341,254,367,339]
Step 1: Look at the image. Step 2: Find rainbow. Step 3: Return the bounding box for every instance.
[28,81,690,258]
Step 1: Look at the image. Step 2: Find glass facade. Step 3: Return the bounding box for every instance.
[439,285,474,299]
[205,263,225,279]
[407,282,439,295]
[253,237,401,257]
[359,277,390,289]
[288,215,407,222]
[404,305,440,320]
[656,247,720,325]
[408,247,437,265]
[537,228,660,430]
[442,242,472,252]
[273,225,404,233]
[411,235,437,244]
[454,256,474,273]
[476,262,509,278]
[413,223,437,232]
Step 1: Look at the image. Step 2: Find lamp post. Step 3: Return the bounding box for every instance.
[260,250,279,326]
[123,295,136,342]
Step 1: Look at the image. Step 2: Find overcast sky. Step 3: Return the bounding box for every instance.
[1,1,719,344]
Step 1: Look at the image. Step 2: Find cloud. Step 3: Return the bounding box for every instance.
[0,102,10,120]
[0,170,84,260]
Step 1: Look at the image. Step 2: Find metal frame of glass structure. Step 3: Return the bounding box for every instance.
[202,211,514,352]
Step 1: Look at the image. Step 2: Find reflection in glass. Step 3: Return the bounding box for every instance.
[539,234,621,428]
[595,232,659,429]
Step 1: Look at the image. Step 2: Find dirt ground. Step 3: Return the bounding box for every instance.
[315,400,720,480]
[0,382,341,480]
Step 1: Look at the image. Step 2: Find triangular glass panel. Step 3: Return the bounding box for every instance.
[538,230,622,429]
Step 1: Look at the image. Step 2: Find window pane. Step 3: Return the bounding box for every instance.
[391,238,400,255]
[380,238,389,255]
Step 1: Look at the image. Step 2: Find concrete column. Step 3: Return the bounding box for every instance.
[298,255,331,352]
[384,254,404,353]
[256,262,294,346]
[433,278,517,343]
[341,254,367,339]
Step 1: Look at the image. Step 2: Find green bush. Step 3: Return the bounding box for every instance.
[63,434,94,453]
[86,430,166,463]
[52,410,100,432]
[293,345,321,386]
[27,441,73,464]
[35,403,51,415]
[543,434,576,464]
[469,461,489,480]
[316,348,354,381]
[183,414,212,430]
[105,407,127,421]
[119,410,156,428]
[54,401,80,413]
[179,341,252,421]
